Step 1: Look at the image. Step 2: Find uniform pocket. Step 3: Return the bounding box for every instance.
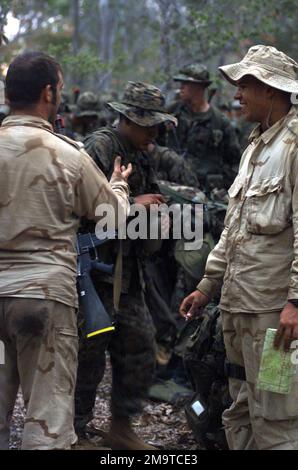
[55,328,78,395]
[245,177,292,235]
[224,176,244,226]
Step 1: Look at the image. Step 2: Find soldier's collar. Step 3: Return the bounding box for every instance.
[184,104,213,122]
[2,114,53,132]
[248,106,296,145]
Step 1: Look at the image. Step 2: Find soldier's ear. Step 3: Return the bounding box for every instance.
[44,84,53,104]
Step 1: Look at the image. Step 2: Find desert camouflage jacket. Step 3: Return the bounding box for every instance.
[198,106,298,312]
[0,115,129,307]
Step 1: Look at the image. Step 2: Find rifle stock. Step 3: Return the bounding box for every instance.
[77,232,115,339]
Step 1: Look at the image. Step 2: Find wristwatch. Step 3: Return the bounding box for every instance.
[288,299,298,308]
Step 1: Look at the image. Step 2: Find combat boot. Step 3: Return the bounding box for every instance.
[107,415,156,450]
[72,431,111,451]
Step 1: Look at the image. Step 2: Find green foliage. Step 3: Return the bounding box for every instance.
[1,0,298,92]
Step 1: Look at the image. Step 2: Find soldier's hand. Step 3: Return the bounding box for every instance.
[179,290,210,320]
[134,194,166,209]
[112,156,132,182]
[274,302,298,352]
[147,143,156,154]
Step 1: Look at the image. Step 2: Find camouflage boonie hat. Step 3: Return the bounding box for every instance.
[108,81,177,127]
[219,45,298,93]
[75,91,100,118]
[173,63,212,86]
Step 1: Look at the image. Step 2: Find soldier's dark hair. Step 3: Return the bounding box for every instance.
[6,52,62,110]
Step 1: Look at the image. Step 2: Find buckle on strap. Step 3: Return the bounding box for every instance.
[225,360,246,381]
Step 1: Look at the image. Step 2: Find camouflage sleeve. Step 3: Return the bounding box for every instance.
[147,166,161,194]
[73,150,129,225]
[83,132,115,177]
[155,146,198,187]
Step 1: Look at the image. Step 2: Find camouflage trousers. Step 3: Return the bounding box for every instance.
[74,282,156,435]
[221,310,298,450]
[0,298,78,450]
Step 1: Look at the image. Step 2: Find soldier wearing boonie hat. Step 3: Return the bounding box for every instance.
[74,82,177,450]
[179,45,298,450]
[107,81,177,127]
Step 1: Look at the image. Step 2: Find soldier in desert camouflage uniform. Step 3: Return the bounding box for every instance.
[75,82,177,450]
[0,52,130,450]
[180,45,298,450]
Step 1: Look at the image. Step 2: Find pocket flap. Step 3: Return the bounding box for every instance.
[228,176,243,198]
[246,176,284,198]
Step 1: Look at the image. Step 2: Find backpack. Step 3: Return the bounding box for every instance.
[175,304,232,449]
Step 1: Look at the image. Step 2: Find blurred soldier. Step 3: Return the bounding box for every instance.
[0,52,130,450]
[99,92,118,126]
[75,82,177,450]
[57,91,74,138]
[72,91,101,141]
[218,99,232,120]
[167,63,241,191]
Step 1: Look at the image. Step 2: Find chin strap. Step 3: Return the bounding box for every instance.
[264,96,275,130]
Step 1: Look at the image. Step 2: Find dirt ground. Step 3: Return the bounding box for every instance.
[10,360,199,450]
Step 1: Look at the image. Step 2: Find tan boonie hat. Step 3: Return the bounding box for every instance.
[108,81,177,127]
[219,45,298,94]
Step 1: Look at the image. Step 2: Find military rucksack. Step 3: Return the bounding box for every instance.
[175,305,232,450]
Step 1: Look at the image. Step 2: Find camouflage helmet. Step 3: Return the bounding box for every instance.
[75,91,100,118]
[173,63,212,86]
[108,81,177,127]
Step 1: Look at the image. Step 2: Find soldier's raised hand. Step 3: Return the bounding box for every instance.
[112,156,132,182]
[134,194,166,208]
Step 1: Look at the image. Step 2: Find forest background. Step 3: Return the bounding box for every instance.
[0,0,297,103]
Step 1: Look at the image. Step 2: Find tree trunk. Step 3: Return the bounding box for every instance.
[72,0,80,56]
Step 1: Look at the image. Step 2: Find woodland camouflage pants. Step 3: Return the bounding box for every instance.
[0,297,78,450]
[74,282,156,434]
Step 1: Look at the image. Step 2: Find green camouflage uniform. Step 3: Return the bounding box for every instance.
[168,64,241,190]
[74,82,177,434]
[149,144,198,187]
[72,91,102,142]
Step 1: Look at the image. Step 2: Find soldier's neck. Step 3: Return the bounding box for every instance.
[188,98,210,114]
[11,107,50,123]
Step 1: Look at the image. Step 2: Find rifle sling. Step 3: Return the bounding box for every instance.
[113,240,123,313]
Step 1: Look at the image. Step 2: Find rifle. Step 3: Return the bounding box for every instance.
[77,232,115,339]
[54,114,66,135]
